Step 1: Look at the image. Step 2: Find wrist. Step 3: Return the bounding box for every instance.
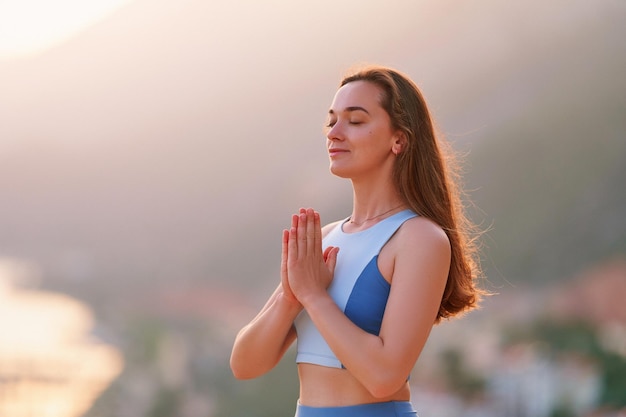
[277,291,303,314]
[298,290,331,312]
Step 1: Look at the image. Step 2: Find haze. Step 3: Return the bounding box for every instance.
[0,0,624,414]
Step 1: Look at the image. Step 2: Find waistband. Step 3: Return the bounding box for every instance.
[295,401,417,417]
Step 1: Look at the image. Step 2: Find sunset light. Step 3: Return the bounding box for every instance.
[0,0,624,415]
[0,0,131,59]
[0,260,123,417]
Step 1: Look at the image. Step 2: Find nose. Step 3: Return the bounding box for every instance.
[326,122,343,142]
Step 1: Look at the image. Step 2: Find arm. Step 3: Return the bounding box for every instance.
[230,212,339,380]
[288,211,450,398]
[230,225,304,379]
[229,283,301,379]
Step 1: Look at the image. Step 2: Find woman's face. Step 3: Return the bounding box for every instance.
[325,81,399,180]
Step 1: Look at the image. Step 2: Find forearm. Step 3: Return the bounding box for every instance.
[230,289,302,379]
[301,293,412,397]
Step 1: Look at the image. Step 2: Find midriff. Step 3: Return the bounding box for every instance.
[297,363,411,407]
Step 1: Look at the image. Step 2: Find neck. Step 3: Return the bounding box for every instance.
[349,177,405,226]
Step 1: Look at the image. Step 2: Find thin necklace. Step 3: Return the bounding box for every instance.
[349,204,405,226]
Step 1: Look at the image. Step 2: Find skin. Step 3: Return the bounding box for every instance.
[230,81,451,407]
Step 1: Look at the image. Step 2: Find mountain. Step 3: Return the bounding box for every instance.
[464,6,626,284]
[0,0,624,307]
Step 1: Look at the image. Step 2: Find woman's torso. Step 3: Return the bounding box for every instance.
[296,211,415,406]
[297,363,410,406]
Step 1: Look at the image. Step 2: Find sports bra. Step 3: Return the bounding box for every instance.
[293,209,419,368]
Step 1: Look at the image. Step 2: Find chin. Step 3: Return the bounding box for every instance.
[329,164,352,179]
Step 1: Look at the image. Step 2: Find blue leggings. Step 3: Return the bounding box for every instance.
[295,401,418,417]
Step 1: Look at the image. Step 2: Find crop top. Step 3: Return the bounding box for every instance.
[293,209,418,368]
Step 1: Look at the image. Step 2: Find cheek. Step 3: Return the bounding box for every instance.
[364,128,392,153]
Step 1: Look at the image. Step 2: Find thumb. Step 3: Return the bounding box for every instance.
[324,246,339,274]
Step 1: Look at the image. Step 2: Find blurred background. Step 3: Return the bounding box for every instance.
[1,0,625,416]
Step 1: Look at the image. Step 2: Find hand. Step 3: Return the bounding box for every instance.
[280,228,301,307]
[285,208,339,305]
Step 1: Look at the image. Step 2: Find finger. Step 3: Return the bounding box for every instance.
[323,245,332,262]
[306,208,316,257]
[325,246,339,275]
[289,215,299,261]
[313,210,322,255]
[281,229,289,282]
[298,212,307,258]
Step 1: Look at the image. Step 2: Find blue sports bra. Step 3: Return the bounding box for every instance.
[293,209,418,368]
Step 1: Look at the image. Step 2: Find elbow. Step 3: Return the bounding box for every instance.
[229,362,246,380]
[363,373,408,399]
[368,384,404,400]
[229,350,255,380]
[231,368,255,380]
[229,352,273,380]
[229,356,245,379]
[229,340,260,380]
[230,356,256,380]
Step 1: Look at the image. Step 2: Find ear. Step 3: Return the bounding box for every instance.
[391,131,407,155]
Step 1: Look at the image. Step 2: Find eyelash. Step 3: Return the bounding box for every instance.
[325,120,362,128]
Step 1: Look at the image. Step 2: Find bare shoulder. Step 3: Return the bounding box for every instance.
[389,215,451,260]
[377,216,451,296]
[321,220,343,238]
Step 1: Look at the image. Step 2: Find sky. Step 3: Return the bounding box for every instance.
[0,0,132,59]
[0,0,623,289]
[0,1,624,414]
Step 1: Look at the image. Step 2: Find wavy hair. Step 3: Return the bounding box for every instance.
[340,65,486,321]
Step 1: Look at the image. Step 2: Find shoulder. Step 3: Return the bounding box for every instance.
[376,215,450,284]
[379,216,451,293]
[391,215,451,260]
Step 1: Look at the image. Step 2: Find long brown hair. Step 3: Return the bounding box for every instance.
[341,65,486,322]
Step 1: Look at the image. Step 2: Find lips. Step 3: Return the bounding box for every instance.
[328,148,348,156]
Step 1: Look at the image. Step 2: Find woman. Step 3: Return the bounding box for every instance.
[230,65,484,416]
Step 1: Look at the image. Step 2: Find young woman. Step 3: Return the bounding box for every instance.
[230,65,484,417]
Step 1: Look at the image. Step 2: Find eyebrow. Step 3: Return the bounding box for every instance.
[328,106,370,115]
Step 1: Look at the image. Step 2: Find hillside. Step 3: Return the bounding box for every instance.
[0,0,623,304]
[1,1,625,416]
[465,14,626,285]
